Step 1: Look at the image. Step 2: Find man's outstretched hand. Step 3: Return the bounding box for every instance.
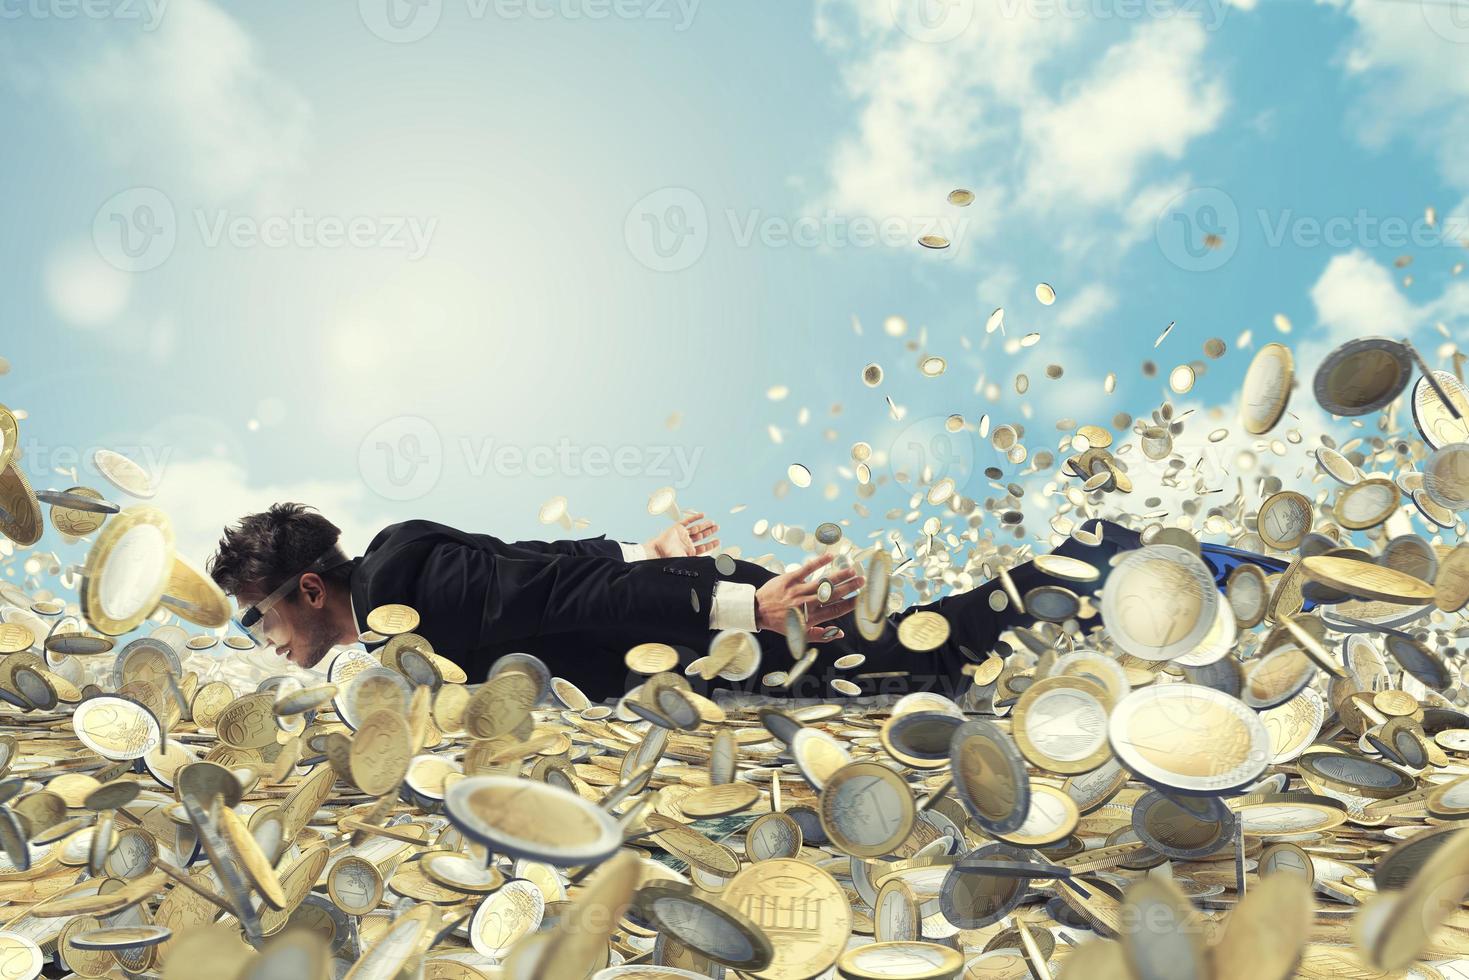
[643,511,720,559]
[754,554,864,644]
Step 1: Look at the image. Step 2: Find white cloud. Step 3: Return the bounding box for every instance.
[1123,177,1195,247]
[1334,0,1469,193]
[1308,249,1420,342]
[1021,21,1226,209]
[60,0,309,198]
[1054,283,1119,330]
[148,456,393,570]
[812,5,1225,238]
[43,240,131,326]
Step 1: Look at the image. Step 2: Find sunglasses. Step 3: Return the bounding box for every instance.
[232,544,352,647]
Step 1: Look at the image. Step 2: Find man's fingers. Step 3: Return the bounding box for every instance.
[807,625,844,643]
[680,511,705,526]
[695,538,720,555]
[784,554,834,582]
[808,596,857,624]
[688,520,718,540]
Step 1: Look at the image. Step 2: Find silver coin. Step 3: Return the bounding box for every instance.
[35,489,120,513]
[1131,790,1236,860]
[1024,585,1080,623]
[1312,336,1413,416]
[950,720,1030,835]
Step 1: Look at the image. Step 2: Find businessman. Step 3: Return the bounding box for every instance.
[207,503,1277,701]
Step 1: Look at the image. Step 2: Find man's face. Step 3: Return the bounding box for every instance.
[248,589,337,670]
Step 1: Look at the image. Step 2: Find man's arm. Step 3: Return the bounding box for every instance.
[511,512,721,563]
[399,542,722,652]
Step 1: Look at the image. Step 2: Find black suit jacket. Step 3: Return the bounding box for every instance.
[348,521,736,694]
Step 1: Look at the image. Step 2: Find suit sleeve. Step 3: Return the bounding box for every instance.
[400,541,716,652]
[504,534,623,560]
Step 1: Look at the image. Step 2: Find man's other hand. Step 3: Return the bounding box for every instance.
[643,511,720,559]
[754,554,863,644]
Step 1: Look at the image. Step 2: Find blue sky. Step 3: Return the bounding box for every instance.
[0,0,1466,591]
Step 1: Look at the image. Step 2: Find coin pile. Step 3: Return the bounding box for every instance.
[0,324,1467,978]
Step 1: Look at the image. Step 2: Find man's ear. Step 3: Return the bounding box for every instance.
[298,572,329,609]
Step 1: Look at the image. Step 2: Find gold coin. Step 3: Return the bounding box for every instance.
[0,624,33,655]
[215,804,286,909]
[190,681,234,730]
[1031,554,1102,583]
[0,405,14,473]
[896,612,950,652]
[158,556,231,628]
[1300,555,1434,604]
[947,189,974,206]
[679,782,759,818]
[59,916,112,978]
[49,485,108,536]
[1412,370,1469,449]
[917,235,950,249]
[1436,543,1469,612]
[93,448,156,498]
[1240,342,1294,434]
[836,942,965,980]
[721,858,850,979]
[80,506,175,635]
[0,462,42,547]
[350,710,412,796]
[365,603,420,636]
[625,642,680,675]
[214,692,276,749]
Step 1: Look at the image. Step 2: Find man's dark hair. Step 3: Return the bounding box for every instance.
[208,503,348,600]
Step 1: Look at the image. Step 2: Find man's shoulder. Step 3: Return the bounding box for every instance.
[364,519,474,554]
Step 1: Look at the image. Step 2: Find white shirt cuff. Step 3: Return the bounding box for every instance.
[618,542,648,562]
[710,581,757,632]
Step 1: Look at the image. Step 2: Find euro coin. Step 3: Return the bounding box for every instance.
[1108,684,1269,794]
[1312,337,1413,417]
[1240,342,1293,434]
[93,449,157,498]
[1100,544,1217,662]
